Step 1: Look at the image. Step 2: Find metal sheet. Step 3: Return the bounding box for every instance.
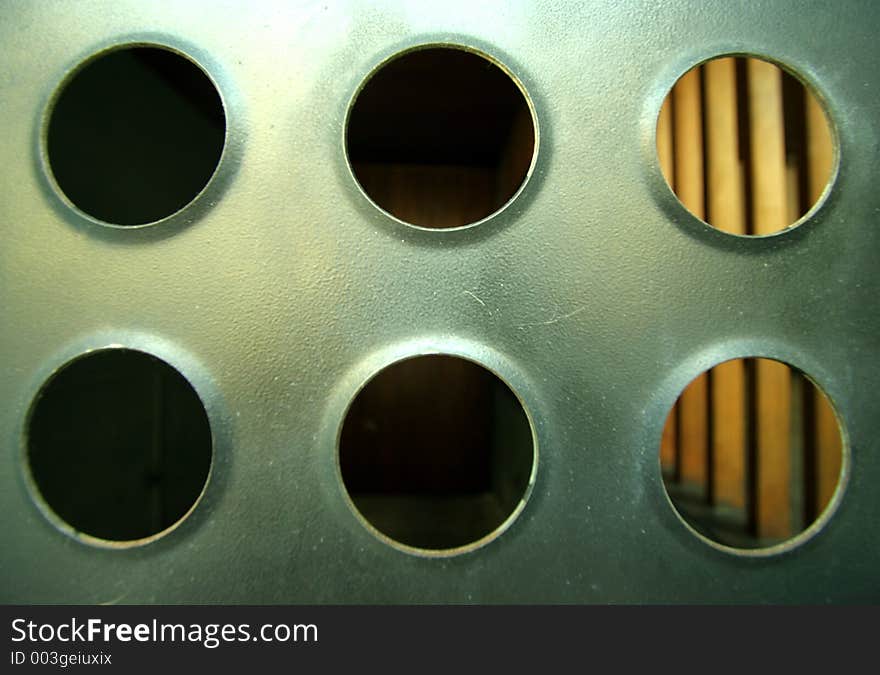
[0,0,876,602]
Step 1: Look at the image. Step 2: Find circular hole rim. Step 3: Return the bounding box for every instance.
[40,41,229,230]
[654,51,839,240]
[20,345,215,549]
[657,354,849,558]
[335,349,539,558]
[343,42,540,233]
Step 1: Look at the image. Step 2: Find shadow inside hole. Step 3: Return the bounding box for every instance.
[27,350,212,542]
[47,47,225,226]
[347,47,535,228]
[340,355,534,550]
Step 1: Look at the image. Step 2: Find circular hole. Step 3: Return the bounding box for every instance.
[656,56,834,235]
[346,46,536,229]
[659,357,845,552]
[46,45,226,226]
[26,349,213,544]
[339,355,535,553]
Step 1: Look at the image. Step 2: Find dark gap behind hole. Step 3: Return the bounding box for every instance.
[339,356,532,550]
[27,351,211,542]
[346,48,533,228]
[47,47,224,226]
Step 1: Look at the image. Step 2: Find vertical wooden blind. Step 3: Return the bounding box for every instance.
[658,57,841,548]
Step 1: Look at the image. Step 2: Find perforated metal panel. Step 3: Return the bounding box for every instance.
[1,0,877,603]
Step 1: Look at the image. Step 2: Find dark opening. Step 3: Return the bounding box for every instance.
[47,46,225,226]
[339,355,534,551]
[346,47,535,228]
[27,349,212,542]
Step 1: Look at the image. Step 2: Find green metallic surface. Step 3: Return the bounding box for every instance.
[1,0,877,603]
